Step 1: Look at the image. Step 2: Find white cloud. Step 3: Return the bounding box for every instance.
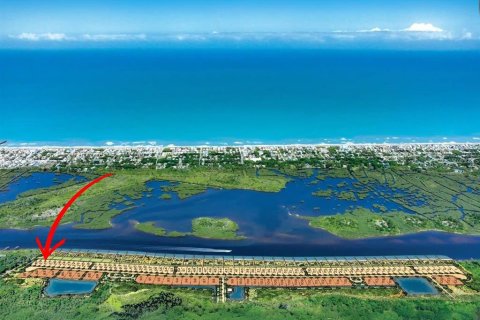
[5,25,476,45]
[81,33,146,41]
[350,22,461,41]
[461,32,473,40]
[9,33,146,42]
[45,33,68,40]
[358,27,391,33]
[105,141,114,146]
[355,23,444,34]
[330,34,356,40]
[12,33,68,41]
[13,33,38,40]
[403,23,443,33]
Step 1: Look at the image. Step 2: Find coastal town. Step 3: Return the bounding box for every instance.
[0,143,479,171]
[12,249,472,302]
[2,143,480,317]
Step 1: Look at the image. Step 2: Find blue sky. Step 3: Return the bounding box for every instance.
[1,0,479,47]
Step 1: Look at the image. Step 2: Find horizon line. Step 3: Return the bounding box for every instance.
[2,141,480,149]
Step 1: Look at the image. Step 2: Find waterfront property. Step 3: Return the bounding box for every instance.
[16,249,470,302]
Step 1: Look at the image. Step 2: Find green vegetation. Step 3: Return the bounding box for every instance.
[112,292,182,319]
[0,170,30,191]
[166,231,189,237]
[317,168,351,180]
[373,204,388,213]
[278,168,314,178]
[2,164,480,239]
[134,217,244,240]
[191,217,245,240]
[0,168,288,230]
[461,261,480,292]
[246,288,480,320]
[304,167,480,238]
[338,191,356,201]
[1,251,480,319]
[0,250,38,275]
[312,187,358,202]
[149,168,288,192]
[1,262,480,319]
[0,279,112,319]
[304,207,476,239]
[159,193,172,200]
[312,189,333,197]
[161,183,206,200]
[134,221,189,237]
[134,222,167,236]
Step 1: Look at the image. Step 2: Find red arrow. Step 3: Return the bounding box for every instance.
[36,173,113,260]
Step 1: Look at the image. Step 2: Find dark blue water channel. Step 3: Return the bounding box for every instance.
[0,172,84,203]
[1,172,480,259]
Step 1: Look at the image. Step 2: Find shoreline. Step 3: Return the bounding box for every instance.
[0,247,455,260]
[2,141,480,149]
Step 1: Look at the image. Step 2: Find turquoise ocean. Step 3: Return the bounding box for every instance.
[0,49,479,145]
